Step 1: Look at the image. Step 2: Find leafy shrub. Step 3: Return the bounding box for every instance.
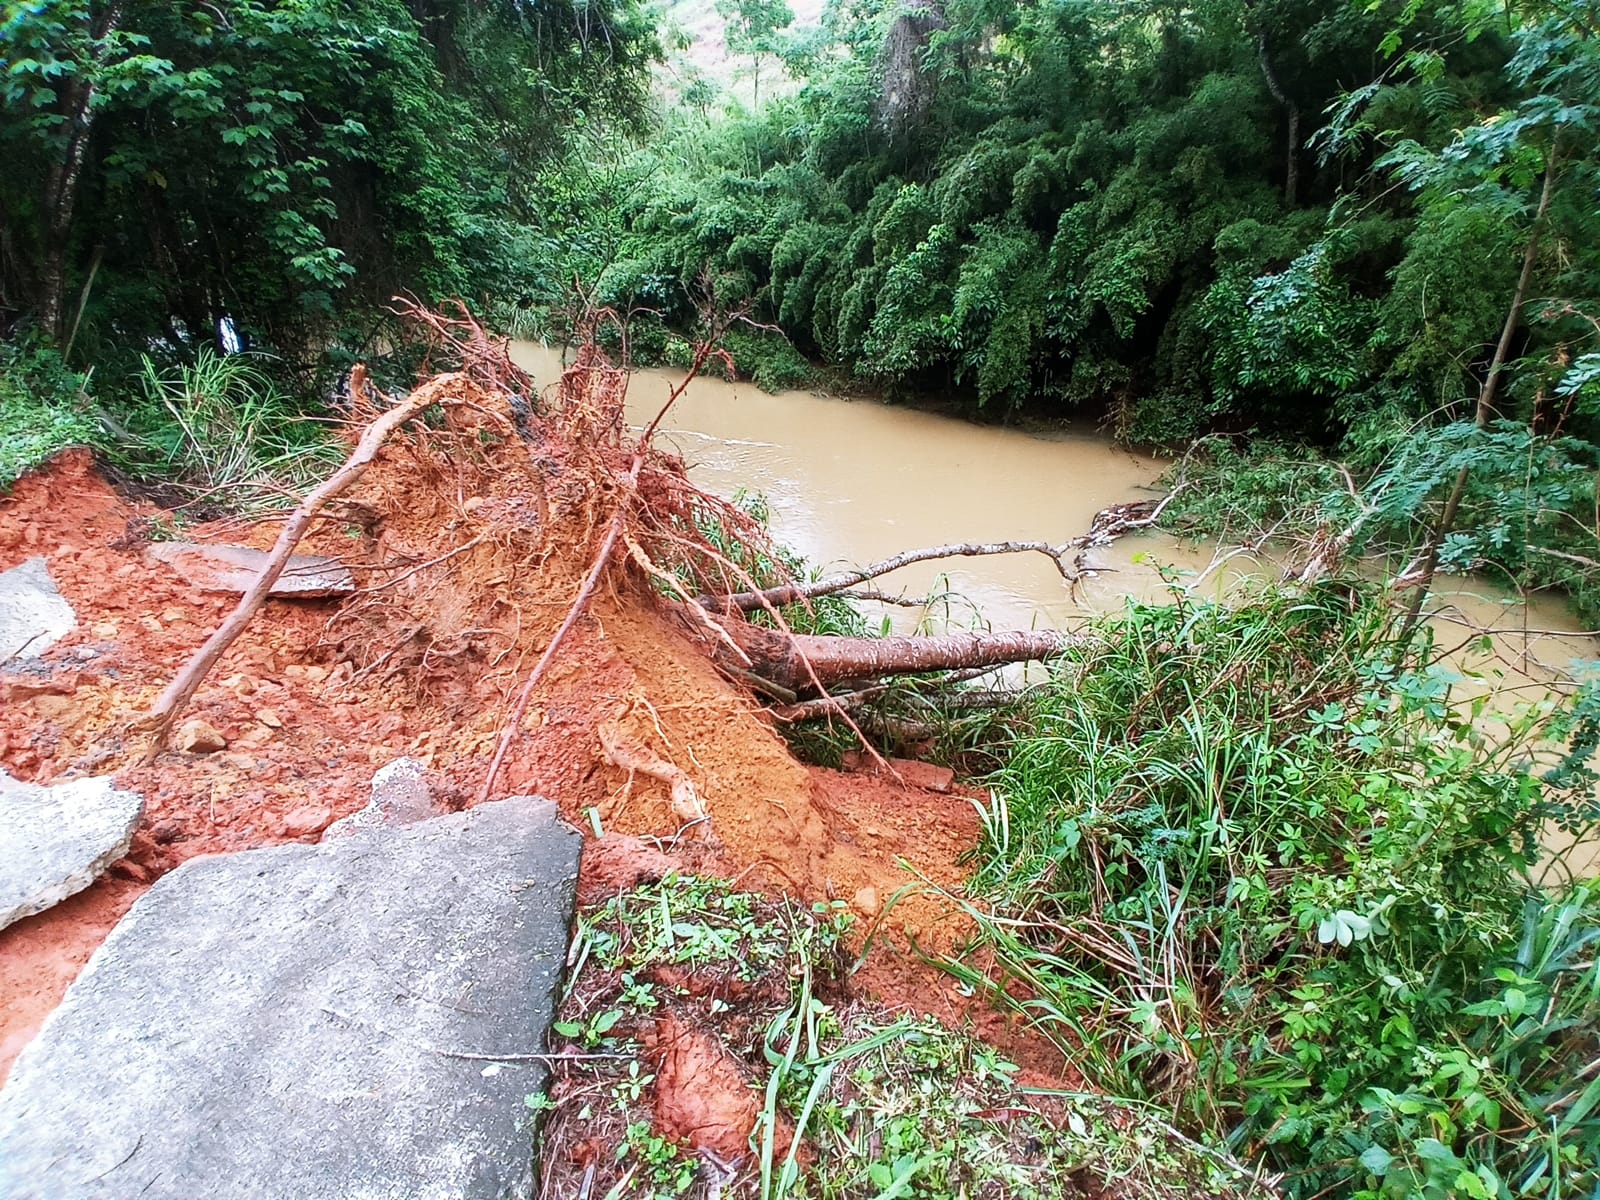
[961,585,1600,1199]
[722,327,819,392]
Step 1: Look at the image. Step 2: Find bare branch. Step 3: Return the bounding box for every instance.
[706,491,1180,613]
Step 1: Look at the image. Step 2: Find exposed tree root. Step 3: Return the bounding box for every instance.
[598,721,707,824]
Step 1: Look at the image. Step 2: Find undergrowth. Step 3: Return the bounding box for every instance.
[121,349,343,515]
[951,583,1600,1199]
[537,873,1267,1199]
[0,340,103,487]
[0,337,343,514]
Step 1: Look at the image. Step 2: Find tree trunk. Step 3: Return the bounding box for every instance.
[1255,31,1300,207]
[717,621,1078,694]
[1397,148,1560,641]
[38,2,123,342]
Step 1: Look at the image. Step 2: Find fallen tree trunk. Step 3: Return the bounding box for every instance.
[719,622,1079,695]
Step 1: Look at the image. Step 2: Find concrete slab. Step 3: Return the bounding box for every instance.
[148,541,355,598]
[0,557,75,663]
[0,796,581,1200]
[0,770,144,932]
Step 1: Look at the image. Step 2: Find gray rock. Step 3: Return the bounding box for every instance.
[0,796,581,1200]
[148,541,355,597]
[325,756,446,840]
[0,557,75,663]
[0,770,144,932]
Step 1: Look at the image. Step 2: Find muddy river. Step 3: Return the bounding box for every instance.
[514,343,1591,653]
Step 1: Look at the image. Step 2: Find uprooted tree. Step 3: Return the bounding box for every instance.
[138,307,1166,795]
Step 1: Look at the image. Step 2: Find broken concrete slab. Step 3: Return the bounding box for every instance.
[325,756,447,840]
[147,541,355,598]
[0,556,76,663]
[0,770,144,932]
[0,795,581,1200]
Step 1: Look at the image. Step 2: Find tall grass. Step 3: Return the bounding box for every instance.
[128,348,342,514]
[957,583,1600,1199]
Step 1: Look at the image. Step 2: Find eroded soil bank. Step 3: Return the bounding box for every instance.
[0,427,1047,1086]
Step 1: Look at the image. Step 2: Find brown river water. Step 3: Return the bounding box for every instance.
[511,343,1598,872]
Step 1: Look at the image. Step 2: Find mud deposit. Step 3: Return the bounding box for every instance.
[0,417,1028,1083]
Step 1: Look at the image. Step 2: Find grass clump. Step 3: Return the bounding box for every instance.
[956,583,1600,1200]
[537,873,1263,1199]
[122,348,342,515]
[0,340,103,488]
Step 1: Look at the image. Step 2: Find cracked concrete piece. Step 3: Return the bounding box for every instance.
[148,541,355,597]
[0,557,76,663]
[325,756,446,840]
[0,770,144,932]
[0,796,581,1200]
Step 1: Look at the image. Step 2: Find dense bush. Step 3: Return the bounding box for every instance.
[563,0,1598,455]
[961,586,1600,1199]
[1,0,658,381]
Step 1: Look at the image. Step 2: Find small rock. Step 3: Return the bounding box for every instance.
[852,886,882,918]
[150,820,184,845]
[30,694,77,720]
[1,673,74,702]
[888,758,955,793]
[254,708,283,729]
[232,726,273,750]
[91,621,119,638]
[175,719,227,754]
[841,750,955,793]
[323,757,445,840]
[279,806,333,837]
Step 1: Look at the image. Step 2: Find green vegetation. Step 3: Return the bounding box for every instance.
[944,585,1600,1199]
[581,0,1598,445]
[0,339,101,486]
[5,0,1600,1196]
[1,0,658,490]
[126,349,343,515]
[539,872,1265,1198]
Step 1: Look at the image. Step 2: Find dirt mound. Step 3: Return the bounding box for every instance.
[0,364,992,1082]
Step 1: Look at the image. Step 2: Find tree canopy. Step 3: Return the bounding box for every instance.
[0,0,658,371]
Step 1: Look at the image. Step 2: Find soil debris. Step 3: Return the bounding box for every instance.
[0,358,989,1081]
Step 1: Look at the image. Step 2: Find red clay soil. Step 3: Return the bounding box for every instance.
[0,422,1043,1089]
[645,1011,789,1162]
